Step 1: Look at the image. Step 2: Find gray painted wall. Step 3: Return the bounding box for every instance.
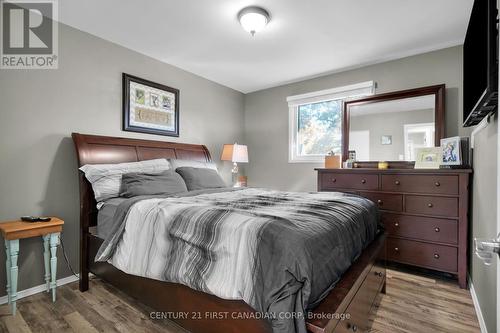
[244,46,463,191]
[470,114,498,332]
[350,109,434,161]
[0,23,245,294]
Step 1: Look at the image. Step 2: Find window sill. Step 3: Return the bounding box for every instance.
[288,158,325,164]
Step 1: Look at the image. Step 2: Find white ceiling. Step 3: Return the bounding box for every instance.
[59,0,474,93]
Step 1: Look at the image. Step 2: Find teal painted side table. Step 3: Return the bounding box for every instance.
[0,218,64,315]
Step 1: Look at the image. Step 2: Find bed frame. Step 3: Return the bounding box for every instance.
[72,133,386,333]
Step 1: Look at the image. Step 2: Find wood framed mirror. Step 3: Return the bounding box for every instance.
[342,84,445,168]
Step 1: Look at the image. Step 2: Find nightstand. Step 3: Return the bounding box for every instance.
[0,217,64,315]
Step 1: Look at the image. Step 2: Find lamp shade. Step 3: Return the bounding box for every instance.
[221,143,249,163]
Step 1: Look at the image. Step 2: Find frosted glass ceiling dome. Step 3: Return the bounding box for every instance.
[238,6,271,36]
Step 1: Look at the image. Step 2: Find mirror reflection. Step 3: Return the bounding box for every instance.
[348,95,435,161]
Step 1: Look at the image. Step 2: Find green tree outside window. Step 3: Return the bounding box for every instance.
[297,100,342,156]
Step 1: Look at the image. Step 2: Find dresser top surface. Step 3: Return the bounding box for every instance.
[315,168,472,174]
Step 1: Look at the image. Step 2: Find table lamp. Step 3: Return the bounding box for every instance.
[221,143,249,186]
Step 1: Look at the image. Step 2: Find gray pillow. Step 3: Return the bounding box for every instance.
[175,167,227,191]
[119,170,187,198]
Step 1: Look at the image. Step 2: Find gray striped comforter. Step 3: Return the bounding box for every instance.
[96,188,378,333]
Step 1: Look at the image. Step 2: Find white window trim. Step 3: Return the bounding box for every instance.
[288,81,375,163]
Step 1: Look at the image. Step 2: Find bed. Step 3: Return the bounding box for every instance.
[72,133,386,333]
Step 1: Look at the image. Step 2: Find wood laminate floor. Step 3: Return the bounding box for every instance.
[368,269,480,333]
[0,269,480,333]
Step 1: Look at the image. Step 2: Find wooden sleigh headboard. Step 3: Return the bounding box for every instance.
[72,132,212,228]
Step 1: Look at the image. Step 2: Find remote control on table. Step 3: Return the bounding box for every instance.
[20,216,52,223]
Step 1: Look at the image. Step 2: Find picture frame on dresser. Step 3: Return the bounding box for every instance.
[440,136,465,166]
[414,147,442,169]
[316,167,472,289]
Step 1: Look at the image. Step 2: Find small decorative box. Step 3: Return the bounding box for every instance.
[325,155,341,169]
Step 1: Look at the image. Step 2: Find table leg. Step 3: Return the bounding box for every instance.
[6,239,19,315]
[4,240,10,305]
[49,233,59,302]
[42,235,50,292]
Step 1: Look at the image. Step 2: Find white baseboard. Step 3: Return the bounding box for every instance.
[0,274,79,305]
[468,276,489,333]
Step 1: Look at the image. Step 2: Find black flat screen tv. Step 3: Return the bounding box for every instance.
[463,0,498,127]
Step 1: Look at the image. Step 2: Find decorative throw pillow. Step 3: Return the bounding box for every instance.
[79,159,171,202]
[175,167,227,191]
[119,170,188,198]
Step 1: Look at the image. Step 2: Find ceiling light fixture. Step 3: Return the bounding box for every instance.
[237,6,271,36]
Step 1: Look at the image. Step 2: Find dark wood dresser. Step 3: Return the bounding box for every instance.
[316,168,472,288]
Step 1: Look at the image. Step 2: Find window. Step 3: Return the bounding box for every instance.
[288,81,375,163]
[297,100,343,157]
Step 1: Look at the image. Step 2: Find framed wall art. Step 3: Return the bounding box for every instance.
[381,135,392,145]
[123,73,179,137]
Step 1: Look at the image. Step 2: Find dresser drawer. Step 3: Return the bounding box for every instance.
[359,192,403,212]
[320,173,378,190]
[405,195,458,217]
[382,213,458,244]
[387,238,457,272]
[381,175,458,195]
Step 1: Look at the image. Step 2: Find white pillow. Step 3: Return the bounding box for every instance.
[168,159,218,171]
[79,159,171,203]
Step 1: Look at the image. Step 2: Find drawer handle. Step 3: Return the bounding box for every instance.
[394,180,400,185]
[427,203,433,208]
[394,222,399,227]
[434,227,440,232]
[361,179,366,184]
[435,182,441,187]
[374,271,383,277]
[434,253,440,259]
[331,178,337,183]
[377,199,383,205]
[347,323,358,332]
[394,247,399,252]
